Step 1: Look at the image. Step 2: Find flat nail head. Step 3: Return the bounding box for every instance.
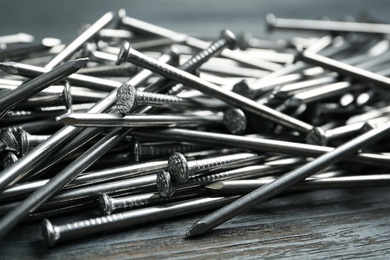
[168,152,189,183]
[130,137,141,162]
[116,84,136,114]
[220,29,238,50]
[223,108,247,135]
[42,218,58,247]
[156,170,176,197]
[306,127,327,145]
[116,41,130,65]
[98,193,113,216]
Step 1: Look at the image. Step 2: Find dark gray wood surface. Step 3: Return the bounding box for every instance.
[0,0,390,258]
[1,187,390,258]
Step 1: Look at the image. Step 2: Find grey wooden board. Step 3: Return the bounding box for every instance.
[1,187,389,258]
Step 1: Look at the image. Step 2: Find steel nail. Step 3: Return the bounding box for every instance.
[167,152,263,183]
[186,120,390,237]
[57,112,224,128]
[131,127,390,168]
[206,174,390,195]
[42,196,236,246]
[296,50,390,91]
[116,84,200,114]
[266,13,390,35]
[157,156,305,198]
[117,43,313,133]
[129,137,206,162]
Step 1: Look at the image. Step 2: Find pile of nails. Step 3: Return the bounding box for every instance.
[0,9,390,247]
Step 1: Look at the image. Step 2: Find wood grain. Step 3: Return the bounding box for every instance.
[1,187,389,259]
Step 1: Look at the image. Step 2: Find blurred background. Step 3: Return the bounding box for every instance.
[0,0,389,42]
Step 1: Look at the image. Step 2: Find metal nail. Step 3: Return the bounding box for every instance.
[131,127,390,168]
[117,43,313,133]
[167,152,263,183]
[98,189,206,215]
[42,196,236,246]
[296,50,390,91]
[116,84,200,114]
[129,137,206,162]
[186,120,390,237]
[57,112,224,128]
[157,156,306,197]
[45,12,113,69]
[266,13,390,35]
[206,174,390,195]
[125,29,237,96]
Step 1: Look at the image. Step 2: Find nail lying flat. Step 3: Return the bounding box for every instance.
[57,113,224,127]
[117,43,313,133]
[206,174,390,195]
[186,120,390,237]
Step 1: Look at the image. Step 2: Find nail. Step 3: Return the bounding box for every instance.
[119,16,281,71]
[237,32,292,51]
[129,137,206,162]
[275,73,338,99]
[42,196,236,246]
[123,29,237,95]
[157,156,305,197]
[206,174,390,195]
[186,120,390,237]
[168,152,263,184]
[97,28,133,41]
[78,63,139,77]
[116,84,199,114]
[45,12,113,69]
[0,127,130,239]
[0,58,88,118]
[222,108,247,135]
[98,189,205,215]
[288,81,354,105]
[57,112,224,128]
[131,128,390,168]
[14,128,49,156]
[296,50,390,91]
[266,13,390,34]
[117,43,313,133]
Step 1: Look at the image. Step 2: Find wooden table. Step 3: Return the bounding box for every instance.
[2,187,389,258]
